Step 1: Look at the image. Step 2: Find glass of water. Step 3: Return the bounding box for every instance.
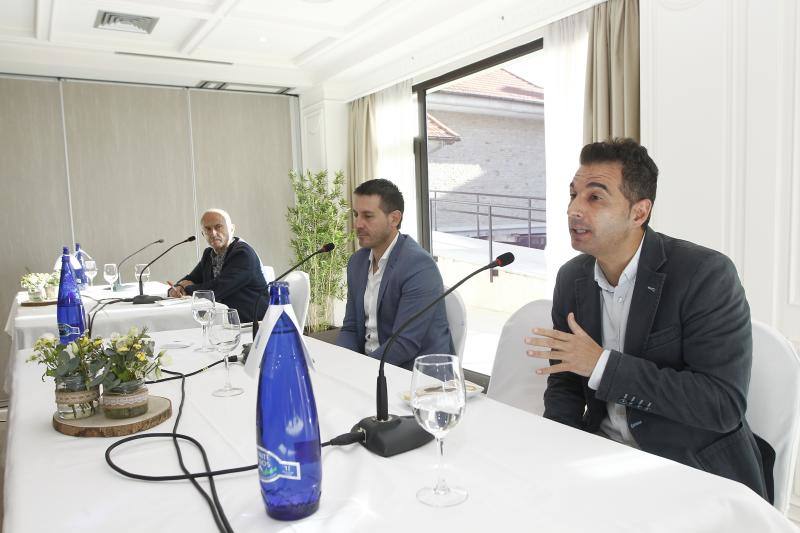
[103,263,118,287]
[191,290,216,352]
[134,263,151,284]
[84,260,97,287]
[410,354,467,507]
[210,308,243,397]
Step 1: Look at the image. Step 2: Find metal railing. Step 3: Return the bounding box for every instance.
[429,190,546,279]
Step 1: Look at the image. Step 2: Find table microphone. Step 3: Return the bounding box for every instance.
[131,236,196,305]
[110,238,165,290]
[252,243,335,337]
[352,251,515,457]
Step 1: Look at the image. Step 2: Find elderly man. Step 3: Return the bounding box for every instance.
[168,209,268,323]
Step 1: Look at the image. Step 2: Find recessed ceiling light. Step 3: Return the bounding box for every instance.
[259,36,267,43]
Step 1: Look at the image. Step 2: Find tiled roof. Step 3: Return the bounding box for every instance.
[437,68,544,103]
[427,113,461,142]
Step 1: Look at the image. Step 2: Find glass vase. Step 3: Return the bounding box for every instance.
[54,375,99,420]
[27,286,46,302]
[102,379,149,419]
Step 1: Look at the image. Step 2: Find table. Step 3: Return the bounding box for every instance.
[3,283,219,392]
[4,328,797,532]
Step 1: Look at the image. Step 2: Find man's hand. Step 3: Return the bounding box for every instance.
[524,312,603,377]
[167,280,188,298]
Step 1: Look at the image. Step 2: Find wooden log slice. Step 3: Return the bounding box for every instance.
[52,395,172,437]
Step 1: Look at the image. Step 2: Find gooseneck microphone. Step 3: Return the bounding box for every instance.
[353,251,515,457]
[111,238,165,290]
[252,243,335,337]
[131,236,197,305]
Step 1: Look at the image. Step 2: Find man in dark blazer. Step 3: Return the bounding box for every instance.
[337,179,453,370]
[168,208,268,323]
[526,139,769,500]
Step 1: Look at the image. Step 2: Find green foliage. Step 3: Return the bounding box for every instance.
[94,326,167,389]
[27,334,105,386]
[286,170,353,332]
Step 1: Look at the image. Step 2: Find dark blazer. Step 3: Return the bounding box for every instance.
[179,237,268,323]
[544,228,769,499]
[336,234,453,370]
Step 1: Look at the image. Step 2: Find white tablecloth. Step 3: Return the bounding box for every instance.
[2,283,218,392]
[4,328,797,533]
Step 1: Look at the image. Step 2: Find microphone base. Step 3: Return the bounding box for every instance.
[131,295,163,305]
[352,414,434,457]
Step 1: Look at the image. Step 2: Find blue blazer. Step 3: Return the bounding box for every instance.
[337,234,453,369]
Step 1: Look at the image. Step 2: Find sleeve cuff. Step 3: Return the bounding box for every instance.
[588,349,611,390]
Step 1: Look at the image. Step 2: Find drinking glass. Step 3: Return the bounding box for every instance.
[410,354,467,507]
[103,263,118,287]
[210,309,243,397]
[134,263,151,284]
[84,260,97,287]
[192,290,216,352]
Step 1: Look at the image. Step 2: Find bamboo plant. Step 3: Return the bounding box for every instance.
[286,170,353,333]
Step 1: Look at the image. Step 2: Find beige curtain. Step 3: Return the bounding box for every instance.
[584,0,640,143]
[346,94,377,249]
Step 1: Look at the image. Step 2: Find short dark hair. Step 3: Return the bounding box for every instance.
[580,138,658,224]
[354,178,404,229]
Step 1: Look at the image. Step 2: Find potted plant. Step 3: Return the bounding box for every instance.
[286,170,353,335]
[27,333,104,419]
[20,272,50,302]
[96,326,169,419]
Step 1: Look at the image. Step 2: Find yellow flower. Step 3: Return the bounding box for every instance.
[136,352,146,362]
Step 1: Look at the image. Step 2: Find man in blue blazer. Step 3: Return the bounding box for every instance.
[526,139,770,500]
[337,179,453,370]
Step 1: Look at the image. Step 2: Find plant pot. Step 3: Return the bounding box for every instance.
[55,375,99,420]
[27,286,46,302]
[45,285,58,300]
[102,379,149,419]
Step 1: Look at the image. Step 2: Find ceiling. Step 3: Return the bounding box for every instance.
[0,0,597,101]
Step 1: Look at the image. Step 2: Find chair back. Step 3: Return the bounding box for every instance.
[261,265,275,283]
[487,299,553,415]
[284,271,310,331]
[444,288,467,361]
[746,320,800,514]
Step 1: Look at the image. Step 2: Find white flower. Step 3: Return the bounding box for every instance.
[65,343,77,359]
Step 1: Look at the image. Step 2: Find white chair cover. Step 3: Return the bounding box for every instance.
[746,320,800,514]
[444,288,467,362]
[487,299,553,415]
[284,270,310,331]
[261,265,275,283]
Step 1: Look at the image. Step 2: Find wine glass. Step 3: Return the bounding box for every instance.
[134,264,151,285]
[192,290,216,352]
[210,309,243,397]
[103,263,118,288]
[84,260,97,287]
[410,354,468,507]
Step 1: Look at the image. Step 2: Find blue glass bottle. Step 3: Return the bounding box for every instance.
[73,243,88,287]
[256,281,321,520]
[57,246,86,344]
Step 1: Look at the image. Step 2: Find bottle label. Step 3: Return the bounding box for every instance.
[257,446,301,483]
[58,323,81,338]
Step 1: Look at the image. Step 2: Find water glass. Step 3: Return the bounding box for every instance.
[103,263,118,287]
[192,290,216,352]
[410,354,467,507]
[210,309,243,397]
[84,260,97,287]
[134,263,151,284]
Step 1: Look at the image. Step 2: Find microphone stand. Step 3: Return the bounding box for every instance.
[111,239,165,291]
[132,237,196,305]
[353,252,515,457]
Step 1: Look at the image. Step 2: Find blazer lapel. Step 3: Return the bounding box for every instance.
[574,257,602,345]
[624,228,667,356]
[376,234,405,311]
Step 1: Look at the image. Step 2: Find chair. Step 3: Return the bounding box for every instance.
[284,270,310,331]
[487,299,553,416]
[745,320,800,514]
[444,288,467,362]
[261,265,275,284]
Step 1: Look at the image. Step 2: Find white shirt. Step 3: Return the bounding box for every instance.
[364,233,400,354]
[587,234,645,448]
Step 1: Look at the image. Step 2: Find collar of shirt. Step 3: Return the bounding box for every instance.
[593,233,646,292]
[367,232,400,274]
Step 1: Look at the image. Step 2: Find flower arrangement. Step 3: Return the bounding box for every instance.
[46,270,60,287]
[96,326,169,389]
[20,272,51,292]
[27,333,105,385]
